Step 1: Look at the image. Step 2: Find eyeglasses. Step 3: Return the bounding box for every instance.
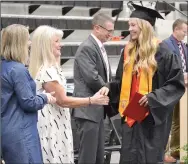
[97,25,114,34]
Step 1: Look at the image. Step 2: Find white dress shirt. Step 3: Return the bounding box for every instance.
[91,33,110,82]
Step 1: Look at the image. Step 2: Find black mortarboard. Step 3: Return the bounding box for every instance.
[130,4,164,26]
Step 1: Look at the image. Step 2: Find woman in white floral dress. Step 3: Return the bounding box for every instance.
[28,25,109,163]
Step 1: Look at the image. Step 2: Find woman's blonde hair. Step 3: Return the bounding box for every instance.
[29,25,63,78]
[125,18,158,73]
[1,24,29,64]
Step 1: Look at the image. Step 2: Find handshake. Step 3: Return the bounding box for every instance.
[89,86,110,105]
[44,86,110,106]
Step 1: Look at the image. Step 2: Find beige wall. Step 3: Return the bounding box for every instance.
[180,88,188,162]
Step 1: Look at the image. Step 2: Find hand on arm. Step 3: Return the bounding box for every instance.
[44,91,57,104]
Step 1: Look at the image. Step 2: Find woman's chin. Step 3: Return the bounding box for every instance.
[54,53,61,58]
[131,36,138,40]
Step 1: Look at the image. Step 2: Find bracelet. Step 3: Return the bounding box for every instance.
[89,97,91,105]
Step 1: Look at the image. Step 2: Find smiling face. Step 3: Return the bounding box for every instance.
[94,20,114,43]
[52,35,62,58]
[128,18,141,41]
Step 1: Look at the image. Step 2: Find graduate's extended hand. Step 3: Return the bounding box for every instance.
[139,95,148,107]
[98,86,109,96]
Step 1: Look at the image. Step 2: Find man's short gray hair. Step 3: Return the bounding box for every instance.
[172,18,187,31]
[92,13,114,27]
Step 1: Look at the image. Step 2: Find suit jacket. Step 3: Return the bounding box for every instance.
[72,35,117,122]
[163,35,188,72]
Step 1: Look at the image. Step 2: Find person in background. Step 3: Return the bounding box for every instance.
[72,13,115,164]
[28,25,109,163]
[163,18,188,163]
[106,4,185,163]
[1,24,56,164]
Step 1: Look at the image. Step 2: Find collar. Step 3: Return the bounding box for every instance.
[171,34,182,44]
[91,33,103,49]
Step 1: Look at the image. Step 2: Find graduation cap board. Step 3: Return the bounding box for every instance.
[130,4,164,26]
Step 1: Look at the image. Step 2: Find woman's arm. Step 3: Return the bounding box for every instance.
[11,66,48,112]
[43,81,109,108]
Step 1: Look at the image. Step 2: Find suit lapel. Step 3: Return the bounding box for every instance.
[88,35,108,75]
[182,43,188,59]
[170,36,180,56]
[170,35,188,71]
[108,63,112,81]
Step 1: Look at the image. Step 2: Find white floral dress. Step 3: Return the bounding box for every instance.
[35,66,74,164]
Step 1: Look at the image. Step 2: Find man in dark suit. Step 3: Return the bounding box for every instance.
[163,18,188,162]
[72,13,115,164]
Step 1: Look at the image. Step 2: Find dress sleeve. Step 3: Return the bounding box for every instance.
[40,66,62,84]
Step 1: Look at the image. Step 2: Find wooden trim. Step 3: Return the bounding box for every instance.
[180,88,187,162]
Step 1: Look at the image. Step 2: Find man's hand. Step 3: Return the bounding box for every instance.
[98,86,109,96]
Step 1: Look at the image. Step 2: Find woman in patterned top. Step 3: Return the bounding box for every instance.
[28,25,109,163]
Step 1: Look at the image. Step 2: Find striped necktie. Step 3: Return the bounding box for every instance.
[178,42,186,73]
[101,45,110,82]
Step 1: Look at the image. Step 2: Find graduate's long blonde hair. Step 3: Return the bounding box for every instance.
[124,18,158,73]
[29,25,63,79]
